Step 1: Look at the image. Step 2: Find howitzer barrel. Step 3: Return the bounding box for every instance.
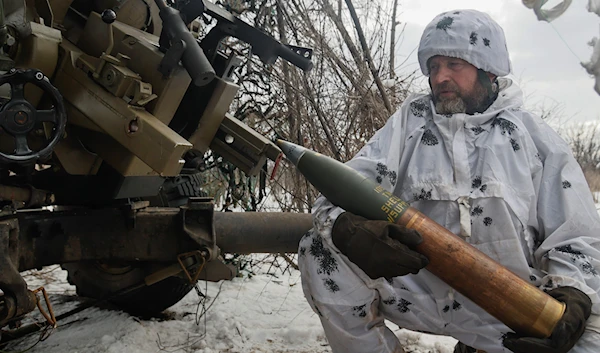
[276,139,565,338]
[214,212,313,254]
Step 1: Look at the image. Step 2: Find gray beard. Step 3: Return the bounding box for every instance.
[433,81,490,115]
[435,98,467,115]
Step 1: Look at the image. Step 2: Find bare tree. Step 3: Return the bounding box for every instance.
[207,0,416,213]
[563,122,600,201]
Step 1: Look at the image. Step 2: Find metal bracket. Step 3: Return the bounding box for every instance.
[177,250,207,284]
[181,197,217,260]
[285,45,313,60]
[32,287,56,328]
[158,39,186,78]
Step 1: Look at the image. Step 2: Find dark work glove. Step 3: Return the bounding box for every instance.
[503,286,592,353]
[331,212,429,279]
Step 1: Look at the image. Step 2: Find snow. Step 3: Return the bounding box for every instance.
[2,257,457,353]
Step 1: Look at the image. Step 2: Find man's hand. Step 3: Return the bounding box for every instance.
[503,286,592,353]
[331,212,429,279]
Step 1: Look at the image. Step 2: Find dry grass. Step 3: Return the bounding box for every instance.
[584,169,600,203]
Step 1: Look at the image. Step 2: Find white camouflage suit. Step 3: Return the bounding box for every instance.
[298,9,600,353]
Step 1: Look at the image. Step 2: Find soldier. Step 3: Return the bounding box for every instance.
[298,9,600,353]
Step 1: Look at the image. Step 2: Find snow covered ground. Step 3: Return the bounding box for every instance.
[2,256,457,353]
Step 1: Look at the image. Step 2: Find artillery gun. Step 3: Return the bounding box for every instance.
[0,0,312,330]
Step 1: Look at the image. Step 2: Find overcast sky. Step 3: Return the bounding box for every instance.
[394,0,600,123]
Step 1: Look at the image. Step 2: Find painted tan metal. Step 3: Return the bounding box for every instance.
[77,12,191,124]
[47,0,75,26]
[53,40,191,176]
[52,126,103,175]
[13,21,61,106]
[188,77,239,152]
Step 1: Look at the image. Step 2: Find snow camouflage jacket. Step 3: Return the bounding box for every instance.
[298,78,600,353]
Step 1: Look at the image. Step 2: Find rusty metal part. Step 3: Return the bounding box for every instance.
[32,286,56,328]
[15,206,207,270]
[0,252,206,345]
[214,211,313,254]
[0,201,310,328]
[182,197,216,256]
[177,250,206,284]
[0,184,54,206]
[0,218,36,327]
[12,205,310,272]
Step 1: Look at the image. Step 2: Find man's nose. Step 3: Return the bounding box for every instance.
[431,66,452,85]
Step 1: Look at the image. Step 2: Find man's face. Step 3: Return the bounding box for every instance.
[428,56,490,115]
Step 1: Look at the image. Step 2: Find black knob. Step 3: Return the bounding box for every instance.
[101,9,117,24]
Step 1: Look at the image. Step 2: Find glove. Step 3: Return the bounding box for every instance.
[503,286,592,353]
[453,342,477,353]
[331,212,429,279]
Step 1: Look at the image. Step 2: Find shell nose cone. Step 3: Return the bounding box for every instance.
[275,139,307,166]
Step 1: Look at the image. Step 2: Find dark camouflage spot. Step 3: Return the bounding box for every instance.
[471,206,483,217]
[375,163,397,186]
[410,99,430,117]
[562,181,572,189]
[352,304,367,317]
[480,184,487,192]
[453,11,460,14]
[376,163,388,176]
[556,245,584,259]
[389,171,397,186]
[397,298,412,313]
[582,262,599,276]
[324,278,340,293]
[544,279,554,289]
[492,117,518,135]
[443,305,450,313]
[309,235,338,276]
[529,275,537,281]
[472,176,482,189]
[452,300,462,310]
[483,217,493,226]
[483,38,490,47]
[383,297,397,305]
[555,245,597,275]
[413,188,432,201]
[421,129,439,146]
[386,277,394,285]
[510,138,520,151]
[436,16,454,32]
[470,32,478,45]
[299,247,306,257]
[471,126,485,135]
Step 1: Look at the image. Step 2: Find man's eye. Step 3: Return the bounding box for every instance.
[449,62,463,69]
